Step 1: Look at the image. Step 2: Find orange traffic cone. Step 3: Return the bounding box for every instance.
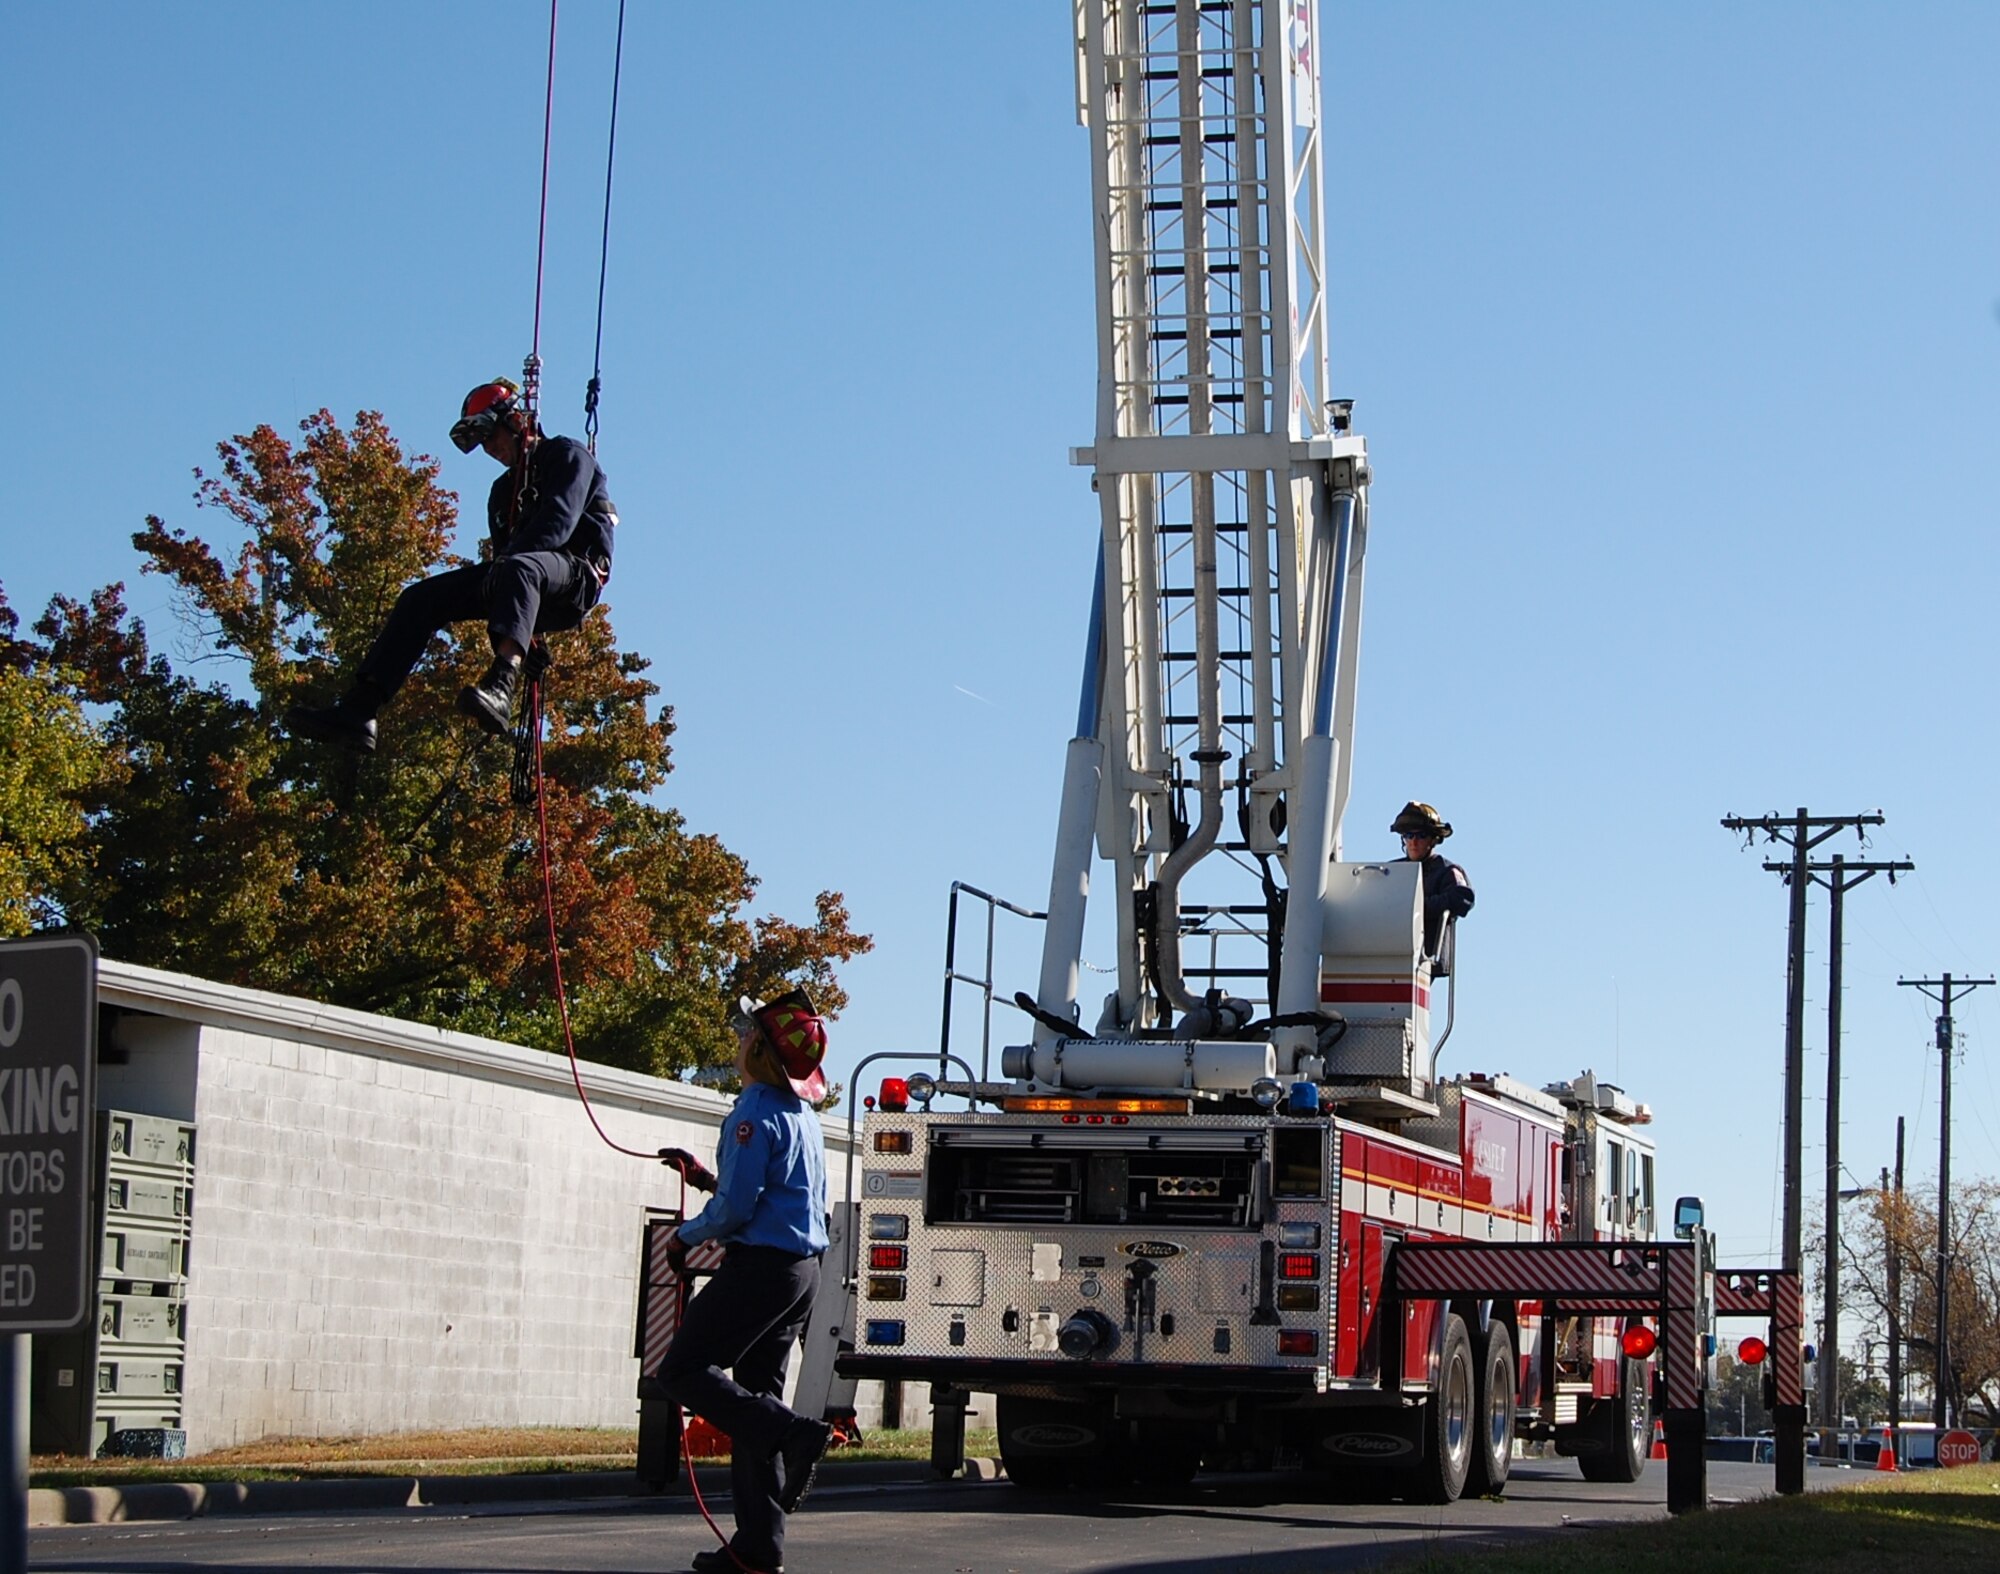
[1875,1436,1898,1472]
[1649,1420,1668,1460]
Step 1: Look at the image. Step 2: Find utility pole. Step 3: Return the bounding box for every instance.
[1782,853,1911,1455]
[1897,972,1993,1428]
[1887,1116,1903,1462]
[1722,809,1883,1274]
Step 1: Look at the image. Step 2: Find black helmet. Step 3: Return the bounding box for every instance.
[1391,801,1451,842]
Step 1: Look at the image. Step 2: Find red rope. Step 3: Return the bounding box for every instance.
[532,689,759,1572]
[530,676,655,1161]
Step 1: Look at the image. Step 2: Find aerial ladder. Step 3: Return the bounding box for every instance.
[1037,0,1378,1085]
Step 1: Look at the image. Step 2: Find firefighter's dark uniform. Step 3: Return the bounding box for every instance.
[656,1079,829,1573]
[1408,852,1475,959]
[354,436,616,701]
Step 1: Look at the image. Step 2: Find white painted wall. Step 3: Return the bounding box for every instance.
[96,962,859,1451]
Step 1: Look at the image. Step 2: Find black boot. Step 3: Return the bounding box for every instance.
[284,682,383,754]
[457,653,523,737]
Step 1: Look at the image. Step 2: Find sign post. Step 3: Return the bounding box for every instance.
[0,934,99,1573]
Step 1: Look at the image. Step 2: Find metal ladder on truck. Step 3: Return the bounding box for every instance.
[1039,0,1370,1068]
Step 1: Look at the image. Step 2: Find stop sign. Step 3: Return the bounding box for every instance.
[1937,1429,1981,1469]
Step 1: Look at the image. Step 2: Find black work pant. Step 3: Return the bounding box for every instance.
[655,1245,821,1571]
[355,552,599,699]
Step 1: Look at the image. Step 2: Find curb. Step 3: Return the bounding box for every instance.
[31,1457,1002,1527]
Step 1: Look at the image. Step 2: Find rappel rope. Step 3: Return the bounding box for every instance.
[530,725,751,1568]
[522,0,559,421]
[584,0,627,454]
[509,20,752,1559]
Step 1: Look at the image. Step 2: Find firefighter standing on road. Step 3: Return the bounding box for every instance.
[1392,800,1475,960]
[284,377,616,754]
[655,990,834,1574]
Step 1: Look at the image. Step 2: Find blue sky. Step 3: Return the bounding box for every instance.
[7,4,1999,1312]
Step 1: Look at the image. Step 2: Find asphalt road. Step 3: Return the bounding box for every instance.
[30,1460,1808,1574]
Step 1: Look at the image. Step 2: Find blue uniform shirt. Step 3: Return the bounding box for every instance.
[677,1080,829,1257]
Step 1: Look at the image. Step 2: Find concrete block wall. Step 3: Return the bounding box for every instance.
[96,962,858,1451]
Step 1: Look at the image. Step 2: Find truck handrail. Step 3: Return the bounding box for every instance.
[939,880,1047,1081]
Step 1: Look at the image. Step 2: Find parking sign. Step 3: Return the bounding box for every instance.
[0,934,97,1332]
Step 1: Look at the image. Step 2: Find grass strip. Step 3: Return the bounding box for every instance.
[1407,1463,2000,1574]
[30,1426,1000,1489]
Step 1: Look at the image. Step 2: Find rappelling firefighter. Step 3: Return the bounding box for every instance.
[1392,799,1475,960]
[284,377,617,753]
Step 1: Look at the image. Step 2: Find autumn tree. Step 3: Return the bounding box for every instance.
[0,589,116,937]
[18,410,869,1078]
[1840,1177,2000,1428]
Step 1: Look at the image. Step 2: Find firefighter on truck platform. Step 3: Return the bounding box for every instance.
[1391,800,1474,959]
[654,990,835,1574]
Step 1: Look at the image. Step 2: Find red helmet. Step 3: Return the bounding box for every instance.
[734,989,829,1102]
[450,378,523,453]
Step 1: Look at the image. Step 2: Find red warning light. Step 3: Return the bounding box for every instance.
[868,1245,907,1271]
[878,1077,910,1113]
[1737,1336,1768,1366]
[1621,1324,1658,1360]
[1279,1253,1320,1281]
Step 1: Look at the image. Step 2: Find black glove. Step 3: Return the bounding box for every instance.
[663,1228,690,1279]
[659,1147,717,1193]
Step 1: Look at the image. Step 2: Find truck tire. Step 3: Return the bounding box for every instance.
[1579,1355,1649,1483]
[1466,1320,1515,1496]
[1416,1312,1475,1504]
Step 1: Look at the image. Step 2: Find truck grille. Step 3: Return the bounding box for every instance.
[952,1154,1082,1224]
[927,1131,1260,1228]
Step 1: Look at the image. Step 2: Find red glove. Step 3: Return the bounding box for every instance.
[659,1147,716,1192]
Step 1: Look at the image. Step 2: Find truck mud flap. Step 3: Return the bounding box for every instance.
[1314,1406,1427,1466]
[999,1395,1113,1460]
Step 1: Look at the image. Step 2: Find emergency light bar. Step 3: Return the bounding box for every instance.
[1001,1095,1193,1115]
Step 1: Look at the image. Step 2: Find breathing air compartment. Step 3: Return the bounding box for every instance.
[924,1126,1265,1229]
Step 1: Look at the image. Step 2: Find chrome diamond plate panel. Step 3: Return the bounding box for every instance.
[854,1111,1339,1387]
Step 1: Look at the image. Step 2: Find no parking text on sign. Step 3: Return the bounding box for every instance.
[0,935,96,1332]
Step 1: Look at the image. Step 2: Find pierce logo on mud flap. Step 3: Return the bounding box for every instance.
[1118,1240,1184,1260]
[1011,1422,1098,1451]
[1322,1432,1414,1460]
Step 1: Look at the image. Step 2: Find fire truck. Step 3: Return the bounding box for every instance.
[838,0,1666,1501]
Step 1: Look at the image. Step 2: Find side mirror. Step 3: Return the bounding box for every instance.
[1674,1195,1705,1240]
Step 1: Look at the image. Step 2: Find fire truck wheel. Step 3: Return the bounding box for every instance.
[1416,1313,1475,1504]
[1579,1355,1649,1483]
[996,1394,1118,1490]
[1467,1321,1516,1496]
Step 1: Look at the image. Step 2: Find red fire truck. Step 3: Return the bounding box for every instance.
[838,0,1672,1502]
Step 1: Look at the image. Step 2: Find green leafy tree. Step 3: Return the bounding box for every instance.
[0,590,116,936]
[23,411,869,1078]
